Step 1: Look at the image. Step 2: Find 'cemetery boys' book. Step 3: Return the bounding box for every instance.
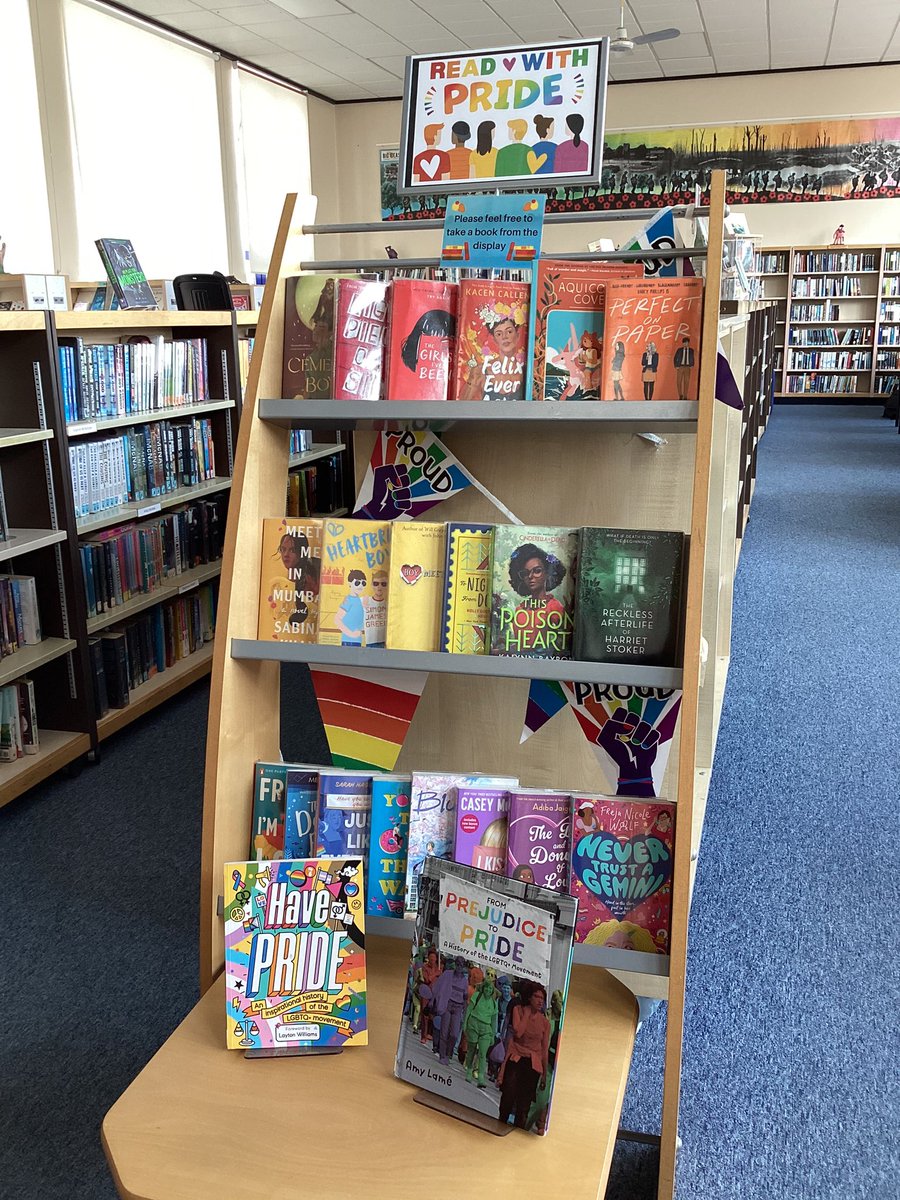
[453,785,510,874]
[316,770,373,857]
[224,858,367,1050]
[250,762,287,861]
[506,789,572,893]
[333,278,389,401]
[600,277,704,402]
[395,857,577,1133]
[570,795,675,953]
[574,528,686,666]
[95,238,158,309]
[385,522,446,652]
[366,773,412,918]
[442,522,493,655]
[490,525,577,659]
[257,518,323,643]
[453,279,529,401]
[283,275,349,400]
[285,767,318,859]
[385,279,458,401]
[317,519,390,647]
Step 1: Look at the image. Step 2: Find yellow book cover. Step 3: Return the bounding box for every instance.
[257,518,323,642]
[318,518,391,647]
[441,522,493,654]
[385,522,447,651]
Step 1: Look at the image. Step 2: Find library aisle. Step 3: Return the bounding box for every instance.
[2,407,897,1200]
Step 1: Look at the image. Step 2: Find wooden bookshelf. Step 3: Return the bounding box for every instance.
[66,399,235,438]
[75,477,233,536]
[96,641,214,742]
[0,637,78,687]
[0,729,92,809]
[86,561,222,634]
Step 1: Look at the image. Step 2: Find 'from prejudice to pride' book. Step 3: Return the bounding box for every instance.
[490,525,577,659]
[453,279,529,402]
[600,277,704,402]
[441,522,493,655]
[257,518,323,643]
[385,279,457,401]
[317,519,390,647]
[385,521,446,652]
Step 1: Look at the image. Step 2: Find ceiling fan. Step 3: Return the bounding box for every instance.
[610,4,680,53]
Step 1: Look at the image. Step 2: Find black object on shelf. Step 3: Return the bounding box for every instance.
[173,272,234,311]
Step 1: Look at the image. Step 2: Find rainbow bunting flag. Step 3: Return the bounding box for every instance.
[519,678,569,743]
[310,665,429,771]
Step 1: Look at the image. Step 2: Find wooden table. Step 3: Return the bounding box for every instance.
[103,936,638,1200]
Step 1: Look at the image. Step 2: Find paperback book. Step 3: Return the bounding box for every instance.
[257,518,323,643]
[490,525,577,659]
[333,278,389,401]
[317,519,390,647]
[453,785,510,874]
[224,858,367,1050]
[570,795,675,953]
[394,858,577,1133]
[600,278,704,402]
[94,238,158,309]
[385,279,458,401]
[366,773,412,918]
[441,522,493,655]
[385,521,446,652]
[453,279,529,402]
[505,790,572,893]
[250,761,287,861]
[283,275,348,400]
[316,770,373,857]
[285,767,319,859]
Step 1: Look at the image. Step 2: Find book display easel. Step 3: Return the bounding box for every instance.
[100,168,751,1200]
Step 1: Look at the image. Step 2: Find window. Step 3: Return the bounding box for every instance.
[614,554,647,593]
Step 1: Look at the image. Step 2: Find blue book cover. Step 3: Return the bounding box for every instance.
[366,774,411,918]
[316,771,373,858]
[284,767,318,859]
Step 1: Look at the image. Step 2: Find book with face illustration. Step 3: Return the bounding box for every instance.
[489,524,577,659]
[385,279,458,401]
[600,277,704,402]
[317,518,391,648]
[452,279,529,401]
[257,518,323,643]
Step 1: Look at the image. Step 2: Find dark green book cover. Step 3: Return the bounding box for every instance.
[574,528,685,666]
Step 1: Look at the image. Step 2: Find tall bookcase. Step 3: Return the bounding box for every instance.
[101,171,752,1200]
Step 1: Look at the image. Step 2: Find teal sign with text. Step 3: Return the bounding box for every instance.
[440,193,545,270]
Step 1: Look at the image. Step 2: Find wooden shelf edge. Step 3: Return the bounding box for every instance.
[0,428,54,449]
[0,730,91,809]
[66,400,235,439]
[0,637,78,687]
[75,478,232,536]
[97,643,214,742]
[86,562,222,634]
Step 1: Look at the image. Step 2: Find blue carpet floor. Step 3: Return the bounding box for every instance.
[2,405,898,1199]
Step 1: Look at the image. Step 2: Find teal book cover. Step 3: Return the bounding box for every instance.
[366,773,411,918]
[250,761,288,861]
[489,525,577,659]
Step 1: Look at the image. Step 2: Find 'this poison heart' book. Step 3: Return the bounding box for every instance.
[385,521,446,652]
[490,525,577,659]
[441,522,493,655]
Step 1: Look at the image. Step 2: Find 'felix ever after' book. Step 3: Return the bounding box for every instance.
[490,525,577,659]
[395,858,577,1133]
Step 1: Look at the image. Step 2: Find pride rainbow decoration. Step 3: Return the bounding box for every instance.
[353,430,474,522]
[519,678,568,743]
[311,665,428,771]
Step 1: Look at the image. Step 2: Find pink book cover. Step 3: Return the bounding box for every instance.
[385,280,458,401]
[570,794,675,953]
[504,790,572,893]
[333,278,388,401]
[452,786,510,873]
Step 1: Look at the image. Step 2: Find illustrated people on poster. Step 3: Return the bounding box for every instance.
[471,120,498,178]
[610,338,627,401]
[673,334,695,400]
[554,113,590,174]
[412,123,449,185]
[641,340,660,400]
[273,530,320,627]
[310,277,336,349]
[363,567,388,647]
[507,542,568,642]
[335,569,366,646]
[529,115,557,175]
[495,119,530,177]
[447,121,472,180]
[497,983,550,1128]
[458,300,527,401]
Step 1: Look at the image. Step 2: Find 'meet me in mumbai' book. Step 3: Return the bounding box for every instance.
[224,858,367,1050]
[250,761,287,861]
[442,522,493,655]
[94,238,158,309]
[453,279,529,401]
[490,525,577,659]
[366,773,411,918]
[282,275,349,400]
[333,278,388,401]
[317,519,391,647]
[394,858,577,1133]
[257,518,323,643]
[385,279,458,401]
[570,795,675,953]
[385,522,446,651]
[600,277,704,402]
[574,528,686,666]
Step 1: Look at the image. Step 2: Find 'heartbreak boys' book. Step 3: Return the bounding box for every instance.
[570,795,675,953]
[366,773,411,918]
[574,528,686,666]
[395,858,577,1133]
[453,279,529,401]
[224,858,367,1050]
[385,522,446,651]
[490,525,577,659]
[333,278,388,401]
[600,277,704,402]
[283,275,348,400]
[257,518,323,643]
[441,522,493,655]
[385,279,458,401]
[317,519,391,647]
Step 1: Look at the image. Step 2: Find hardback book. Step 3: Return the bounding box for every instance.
[257,518,323,643]
[100,631,130,709]
[224,858,367,1051]
[333,278,388,401]
[94,238,158,309]
[284,767,319,859]
[490,525,577,659]
[506,790,573,893]
[250,761,287,861]
[441,522,493,655]
[385,279,458,401]
[453,785,510,874]
[366,773,412,918]
[574,528,686,666]
[570,794,675,953]
[453,279,529,402]
[394,857,577,1132]
[531,260,642,402]
[316,770,373,857]
[317,519,391,647]
[385,521,446,652]
[282,275,348,400]
[600,277,704,402]
[16,679,38,755]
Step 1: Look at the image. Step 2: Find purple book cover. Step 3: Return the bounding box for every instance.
[453,787,510,874]
[316,771,373,858]
[505,790,573,893]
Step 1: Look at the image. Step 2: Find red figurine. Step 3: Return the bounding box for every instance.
[833,224,846,245]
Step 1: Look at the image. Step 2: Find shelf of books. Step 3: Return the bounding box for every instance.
[96,640,214,742]
[74,478,233,536]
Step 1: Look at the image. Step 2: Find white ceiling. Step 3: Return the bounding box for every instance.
[114,0,900,102]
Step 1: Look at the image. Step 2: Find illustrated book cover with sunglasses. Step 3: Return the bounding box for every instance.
[384,279,458,401]
[257,518,323,643]
[573,527,686,666]
[385,521,447,651]
[489,525,577,659]
[317,518,391,647]
[224,857,367,1051]
[452,279,529,402]
[394,857,577,1135]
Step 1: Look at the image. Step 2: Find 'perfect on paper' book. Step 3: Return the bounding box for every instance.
[490,525,577,659]
[600,277,704,402]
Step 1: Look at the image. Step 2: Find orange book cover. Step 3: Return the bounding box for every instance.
[452,279,529,401]
[385,280,457,401]
[600,278,704,402]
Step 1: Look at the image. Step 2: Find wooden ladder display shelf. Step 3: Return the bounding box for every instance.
[102,173,731,1200]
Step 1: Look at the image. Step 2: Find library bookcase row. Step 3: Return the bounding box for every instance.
[100,172,762,1200]
[0,308,352,809]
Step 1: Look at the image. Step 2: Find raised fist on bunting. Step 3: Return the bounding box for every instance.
[596,708,660,798]
[370,463,412,516]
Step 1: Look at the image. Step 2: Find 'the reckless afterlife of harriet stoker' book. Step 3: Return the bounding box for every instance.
[490,525,577,659]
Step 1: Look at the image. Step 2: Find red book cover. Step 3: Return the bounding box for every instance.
[333,278,388,401]
[385,279,458,401]
[531,260,643,401]
[452,279,529,401]
[600,277,704,402]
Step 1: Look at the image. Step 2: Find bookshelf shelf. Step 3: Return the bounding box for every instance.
[0,729,92,809]
[288,441,346,467]
[75,477,232,535]
[96,641,214,742]
[230,638,683,689]
[66,400,235,439]
[0,428,53,449]
[55,311,234,331]
[235,311,258,327]
[0,528,67,562]
[0,637,78,688]
[85,561,222,634]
